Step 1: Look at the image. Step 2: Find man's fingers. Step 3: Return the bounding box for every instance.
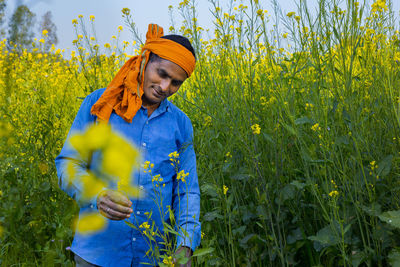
[107,190,132,207]
[97,190,133,220]
[99,204,130,220]
[105,206,130,219]
[107,200,133,215]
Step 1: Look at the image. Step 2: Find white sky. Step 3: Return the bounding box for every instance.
[3,0,400,52]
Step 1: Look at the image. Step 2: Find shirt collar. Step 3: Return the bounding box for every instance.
[141,98,171,116]
[159,98,170,113]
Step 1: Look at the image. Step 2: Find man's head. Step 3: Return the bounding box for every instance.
[142,35,196,106]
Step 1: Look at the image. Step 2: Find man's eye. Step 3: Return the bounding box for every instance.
[158,70,168,78]
[172,80,182,86]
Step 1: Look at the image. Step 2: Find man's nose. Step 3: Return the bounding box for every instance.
[160,79,171,92]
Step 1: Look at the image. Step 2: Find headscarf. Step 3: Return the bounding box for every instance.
[90,24,196,123]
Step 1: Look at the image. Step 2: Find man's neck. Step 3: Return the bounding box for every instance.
[142,102,160,117]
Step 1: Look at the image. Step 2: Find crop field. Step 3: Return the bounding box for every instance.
[1,0,400,266]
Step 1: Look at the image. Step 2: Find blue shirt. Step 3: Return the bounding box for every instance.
[55,88,201,266]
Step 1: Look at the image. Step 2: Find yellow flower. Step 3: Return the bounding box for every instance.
[90,37,95,41]
[139,221,150,229]
[287,12,295,18]
[89,15,95,21]
[42,30,48,36]
[223,185,228,195]
[162,256,174,266]
[76,212,106,234]
[152,174,160,182]
[370,161,378,171]
[251,124,261,134]
[371,0,388,13]
[118,25,123,31]
[102,134,140,182]
[72,19,78,25]
[78,14,83,18]
[329,190,339,197]
[121,8,131,16]
[81,174,107,200]
[168,151,179,159]
[143,161,151,170]
[177,170,189,182]
[311,123,321,132]
[69,124,140,199]
[39,39,45,44]
[204,116,212,126]
[38,162,48,175]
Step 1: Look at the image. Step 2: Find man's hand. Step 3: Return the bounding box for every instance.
[174,246,192,267]
[97,190,133,220]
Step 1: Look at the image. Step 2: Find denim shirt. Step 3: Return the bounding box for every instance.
[55,88,201,266]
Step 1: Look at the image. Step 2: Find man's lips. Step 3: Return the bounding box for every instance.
[152,87,166,98]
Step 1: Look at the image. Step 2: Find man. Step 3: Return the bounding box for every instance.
[55,24,201,266]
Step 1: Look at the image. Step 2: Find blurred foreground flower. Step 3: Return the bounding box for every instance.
[68,123,141,201]
[76,212,106,235]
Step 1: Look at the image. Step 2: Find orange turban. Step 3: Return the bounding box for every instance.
[90,24,196,123]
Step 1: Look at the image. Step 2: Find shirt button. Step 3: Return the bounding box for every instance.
[136,211,140,215]
[146,121,149,125]
[90,204,94,209]
[132,237,136,242]
[142,142,146,147]
[139,185,144,190]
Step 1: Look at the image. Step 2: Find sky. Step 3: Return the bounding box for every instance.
[3,0,400,52]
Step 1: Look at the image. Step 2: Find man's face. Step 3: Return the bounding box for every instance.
[142,57,188,106]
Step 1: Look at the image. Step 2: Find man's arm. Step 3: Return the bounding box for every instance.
[55,94,133,220]
[172,118,201,255]
[55,94,98,208]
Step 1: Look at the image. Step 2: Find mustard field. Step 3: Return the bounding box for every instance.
[1,0,400,266]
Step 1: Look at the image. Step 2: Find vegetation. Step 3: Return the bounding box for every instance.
[0,0,400,266]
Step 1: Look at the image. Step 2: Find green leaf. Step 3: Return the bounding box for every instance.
[280,184,296,202]
[232,225,246,236]
[262,132,274,144]
[350,251,366,267]
[281,123,297,136]
[295,116,313,125]
[378,210,400,228]
[388,247,400,267]
[308,222,341,251]
[124,221,137,230]
[200,184,218,198]
[287,228,303,244]
[360,203,381,217]
[203,211,223,222]
[240,234,257,247]
[290,180,306,190]
[376,155,393,177]
[231,172,251,181]
[192,247,214,257]
[176,256,189,264]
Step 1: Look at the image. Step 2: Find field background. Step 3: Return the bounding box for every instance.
[1,0,400,266]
